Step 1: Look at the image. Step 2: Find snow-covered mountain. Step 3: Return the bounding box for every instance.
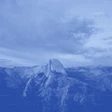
[0,59,112,112]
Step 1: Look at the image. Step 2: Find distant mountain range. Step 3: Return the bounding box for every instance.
[0,59,112,112]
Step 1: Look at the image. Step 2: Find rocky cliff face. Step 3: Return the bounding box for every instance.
[0,60,112,112]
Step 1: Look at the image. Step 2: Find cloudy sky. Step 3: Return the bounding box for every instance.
[0,0,112,67]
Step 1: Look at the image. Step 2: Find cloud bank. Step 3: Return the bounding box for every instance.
[0,0,112,67]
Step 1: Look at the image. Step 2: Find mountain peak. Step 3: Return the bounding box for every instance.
[30,59,66,77]
[48,59,66,75]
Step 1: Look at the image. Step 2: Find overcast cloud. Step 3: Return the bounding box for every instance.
[0,0,112,67]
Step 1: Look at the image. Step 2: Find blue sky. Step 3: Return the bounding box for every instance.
[0,0,112,67]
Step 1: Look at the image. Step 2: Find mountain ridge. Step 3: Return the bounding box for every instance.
[0,59,112,112]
